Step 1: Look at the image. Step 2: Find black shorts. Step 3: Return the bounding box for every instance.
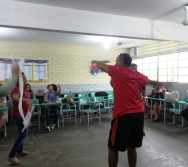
[108,112,144,152]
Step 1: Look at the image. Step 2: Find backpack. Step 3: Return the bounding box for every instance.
[95,91,108,97]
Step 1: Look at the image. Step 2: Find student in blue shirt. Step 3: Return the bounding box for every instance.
[44,84,61,132]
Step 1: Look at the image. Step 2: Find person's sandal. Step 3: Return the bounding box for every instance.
[153,118,160,122]
[8,157,22,165]
[17,151,30,156]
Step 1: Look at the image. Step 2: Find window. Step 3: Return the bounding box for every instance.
[142,56,158,80]
[158,55,168,82]
[167,53,178,82]
[178,52,188,82]
[133,58,143,73]
[134,51,188,83]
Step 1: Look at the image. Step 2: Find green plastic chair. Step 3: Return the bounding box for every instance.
[78,93,89,98]
[108,94,114,99]
[61,102,77,127]
[64,94,68,98]
[91,93,95,97]
[78,94,83,98]
[94,97,113,120]
[79,97,100,126]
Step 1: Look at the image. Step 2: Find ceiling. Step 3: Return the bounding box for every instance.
[0,27,155,48]
[14,0,188,23]
[3,0,185,47]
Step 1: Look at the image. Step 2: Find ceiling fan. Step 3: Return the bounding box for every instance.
[153,3,188,26]
[183,4,188,26]
[117,38,125,46]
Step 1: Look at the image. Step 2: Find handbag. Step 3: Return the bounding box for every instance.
[164,91,179,100]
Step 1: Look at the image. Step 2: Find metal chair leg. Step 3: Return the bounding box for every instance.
[88,113,89,126]
[4,122,7,138]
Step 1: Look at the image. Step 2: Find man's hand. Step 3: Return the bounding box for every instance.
[94,61,109,73]
[11,62,20,78]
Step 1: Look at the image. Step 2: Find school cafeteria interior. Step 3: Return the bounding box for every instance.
[1,0,188,167]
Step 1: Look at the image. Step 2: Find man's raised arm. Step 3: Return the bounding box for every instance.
[94,61,109,73]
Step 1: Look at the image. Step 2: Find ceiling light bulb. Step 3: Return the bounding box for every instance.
[0,27,7,33]
[104,41,111,49]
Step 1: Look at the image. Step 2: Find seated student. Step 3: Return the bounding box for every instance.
[0,84,7,129]
[152,86,173,122]
[44,84,61,132]
[144,85,159,119]
[25,83,36,99]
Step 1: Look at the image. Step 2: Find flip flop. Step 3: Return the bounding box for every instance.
[17,151,30,156]
[8,157,22,165]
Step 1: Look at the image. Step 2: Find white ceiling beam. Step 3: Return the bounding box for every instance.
[0,0,188,42]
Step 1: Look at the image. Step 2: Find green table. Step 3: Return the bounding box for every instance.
[42,102,62,106]
[162,99,187,125]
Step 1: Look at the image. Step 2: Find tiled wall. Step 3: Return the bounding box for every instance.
[31,83,113,95]
[0,41,126,85]
[167,83,188,100]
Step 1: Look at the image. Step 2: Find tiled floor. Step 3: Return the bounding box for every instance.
[0,118,188,167]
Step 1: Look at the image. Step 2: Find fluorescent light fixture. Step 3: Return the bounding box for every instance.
[103,40,111,49]
[90,36,116,42]
[0,27,7,33]
[90,36,114,48]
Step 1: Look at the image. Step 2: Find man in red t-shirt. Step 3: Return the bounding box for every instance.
[94,53,163,167]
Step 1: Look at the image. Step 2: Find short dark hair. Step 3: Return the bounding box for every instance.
[52,84,57,92]
[47,84,57,91]
[119,53,132,67]
[47,84,51,89]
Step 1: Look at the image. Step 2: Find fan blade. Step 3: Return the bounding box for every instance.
[153,6,182,20]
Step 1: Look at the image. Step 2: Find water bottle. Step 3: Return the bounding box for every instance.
[70,92,72,97]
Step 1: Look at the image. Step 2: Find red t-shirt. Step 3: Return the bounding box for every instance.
[11,86,30,117]
[108,65,148,119]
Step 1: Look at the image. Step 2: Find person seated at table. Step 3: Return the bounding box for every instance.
[0,84,7,129]
[152,86,173,122]
[144,85,159,119]
[44,84,61,132]
[24,83,36,99]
